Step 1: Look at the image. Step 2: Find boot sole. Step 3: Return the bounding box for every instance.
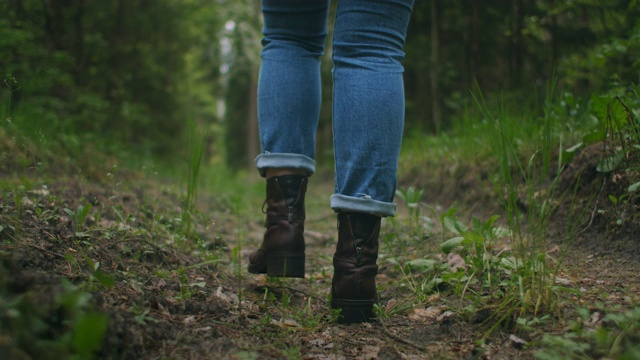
[332,298,375,324]
[247,252,305,278]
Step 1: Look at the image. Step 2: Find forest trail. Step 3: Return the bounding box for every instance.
[1,153,639,359]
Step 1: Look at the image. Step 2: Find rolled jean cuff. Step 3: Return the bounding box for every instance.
[255,153,316,177]
[330,194,396,217]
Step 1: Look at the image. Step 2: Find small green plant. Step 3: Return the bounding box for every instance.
[395,186,425,225]
[593,93,640,174]
[439,214,512,300]
[131,306,159,325]
[3,74,18,121]
[607,193,629,225]
[111,205,135,231]
[64,202,93,235]
[106,165,120,200]
[181,119,207,240]
[175,268,206,301]
[85,257,116,290]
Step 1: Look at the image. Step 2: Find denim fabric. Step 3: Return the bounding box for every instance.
[256,0,414,217]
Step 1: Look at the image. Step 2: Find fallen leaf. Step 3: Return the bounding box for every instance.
[437,310,456,323]
[384,298,398,312]
[509,334,526,349]
[183,315,196,325]
[272,318,300,328]
[446,253,466,271]
[409,306,442,321]
[156,301,170,316]
[547,245,560,254]
[309,338,325,347]
[215,286,239,304]
[586,312,603,327]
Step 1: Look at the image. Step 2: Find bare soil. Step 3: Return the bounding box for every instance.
[1,141,639,359]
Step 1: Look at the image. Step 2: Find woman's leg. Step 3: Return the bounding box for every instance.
[330,0,414,217]
[249,0,330,278]
[255,0,330,177]
[330,0,414,323]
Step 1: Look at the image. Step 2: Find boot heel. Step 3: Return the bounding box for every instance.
[332,299,375,324]
[266,252,305,278]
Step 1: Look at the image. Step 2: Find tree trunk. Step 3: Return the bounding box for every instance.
[510,0,524,88]
[430,0,442,133]
[74,0,85,86]
[469,0,481,88]
[550,0,558,74]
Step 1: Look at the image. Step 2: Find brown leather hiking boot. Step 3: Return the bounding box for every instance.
[248,175,307,277]
[331,212,381,323]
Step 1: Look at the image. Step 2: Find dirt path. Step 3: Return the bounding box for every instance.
[1,155,639,359]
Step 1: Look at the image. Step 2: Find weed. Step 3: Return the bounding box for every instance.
[3,74,19,118]
[181,119,207,240]
[606,193,629,225]
[395,186,425,228]
[111,205,135,231]
[440,214,512,300]
[592,92,640,174]
[176,268,195,301]
[132,306,159,325]
[467,81,574,334]
[63,202,93,235]
[281,346,302,359]
[106,165,120,199]
[85,257,116,290]
[387,81,597,342]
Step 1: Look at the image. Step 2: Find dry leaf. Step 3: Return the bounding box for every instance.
[409,306,442,321]
[446,253,466,271]
[183,315,196,325]
[509,334,526,349]
[309,338,325,347]
[437,310,455,322]
[272,318,300,328]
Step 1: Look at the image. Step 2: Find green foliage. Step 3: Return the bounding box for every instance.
[181,120,207,240]
[64,203,93,234]
[591,89,640,174]
[393,82,615,341]
[0,0,223,159]
[535,307,640,360]
[0,276,108,360]
[395,186,425,230]
[404,0,640,132]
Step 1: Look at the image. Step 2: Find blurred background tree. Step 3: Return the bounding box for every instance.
[1,0,638,169]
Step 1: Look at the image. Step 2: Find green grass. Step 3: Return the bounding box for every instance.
[394,84,597,334]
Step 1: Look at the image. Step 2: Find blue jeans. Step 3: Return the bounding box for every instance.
[255,0,414,217]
